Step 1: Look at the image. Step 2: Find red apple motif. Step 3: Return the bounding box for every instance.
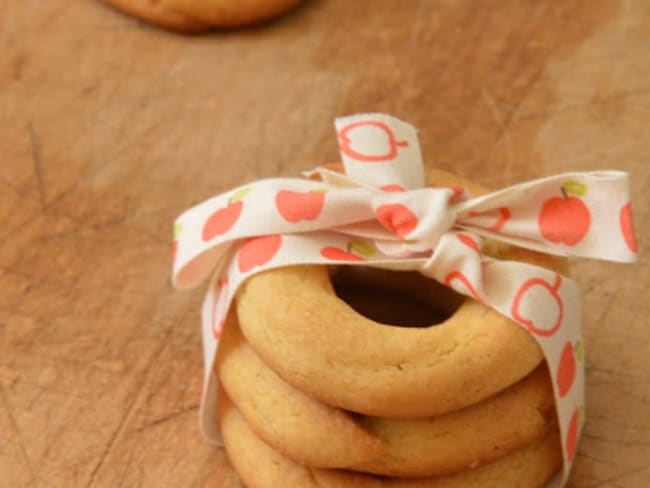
[202,188,251,241]
[202,200,243,241]
[468,207,510,232]
[172,240,178,263]
[620,202,637,253]
[275,190,326,223]
[557,341,576,398]
[436,185,466,204]
[338,120,408,162]
[538,185,591,245]
[448,185,466,203]
[457,233,480,253]
[375,203,418,240]
[238,235,282,273]
[320,246,366,262]
[566,408,580,462]
[380,183,406,192]
[212,276,229,338]
[511,274,564,337]
[444,271,484,304]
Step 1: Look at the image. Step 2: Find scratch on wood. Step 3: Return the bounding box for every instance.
[485,64,546,161]
[13,54,26,80]
[0,386,38,486]
[480,88,505,126]
[132,404,200,434]
[86,337,175,488]
[27,121,47,210]
[86,390,140,488]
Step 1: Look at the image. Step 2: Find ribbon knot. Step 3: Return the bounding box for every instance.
[171,113,637,488]
[371,187,459,257]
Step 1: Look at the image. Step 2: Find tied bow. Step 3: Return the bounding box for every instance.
[171,114,637,488]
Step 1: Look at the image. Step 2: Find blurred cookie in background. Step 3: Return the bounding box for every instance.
[100,0,303,32]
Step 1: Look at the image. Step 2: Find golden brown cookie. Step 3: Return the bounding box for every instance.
[353,364,556,477]
[216,306,557,477]
[216,307,386,469]
[236,168,567,419]
[237,264,555,419]
[100,0,302,32]
[218,391,563,488]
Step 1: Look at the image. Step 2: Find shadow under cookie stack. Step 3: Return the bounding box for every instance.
[215,173,566,488]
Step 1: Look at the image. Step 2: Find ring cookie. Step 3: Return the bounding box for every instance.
[236,169,568,418]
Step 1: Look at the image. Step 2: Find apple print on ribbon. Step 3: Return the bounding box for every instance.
[320,240,375,262]
[511,274,564,337]
[172,222,183,263]
[375,203,419,240]
[380,183,406,192]
[539,181,591,246]
[620,203,637,253]
[211,276,229,338]
[276,189,326,223]
[457,233,480,253]
[437,185,466,204]
[557,341,576,398]
[202,187,252,241]
[575,340,584,363]
[237,234,282,273]
[444,271,484,304]
[578,406,586,428]
[320,247,365,262]
[566,408,580,462]
[468,207,511,232]
[338,120,409,162]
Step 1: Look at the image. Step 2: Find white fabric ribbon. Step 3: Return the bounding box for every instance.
[172,114,637,487]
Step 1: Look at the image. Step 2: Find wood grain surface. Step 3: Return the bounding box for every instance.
[1,0,648,486]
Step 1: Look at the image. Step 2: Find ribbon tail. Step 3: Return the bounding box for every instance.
[421,232,585,487]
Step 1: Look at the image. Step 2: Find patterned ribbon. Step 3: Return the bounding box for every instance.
[172,114,637,487]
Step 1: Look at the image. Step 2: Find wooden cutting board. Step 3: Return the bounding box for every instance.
[1,0,648,486]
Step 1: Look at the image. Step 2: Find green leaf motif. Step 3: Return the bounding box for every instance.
[563,180,588,197]
[231,187,253,201]
[349,240,376,257]
[575,340,584,363]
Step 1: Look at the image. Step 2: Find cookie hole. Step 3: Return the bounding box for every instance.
[332,267,464,328]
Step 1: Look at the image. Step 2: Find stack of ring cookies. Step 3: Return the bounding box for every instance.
[216,169,567,488]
